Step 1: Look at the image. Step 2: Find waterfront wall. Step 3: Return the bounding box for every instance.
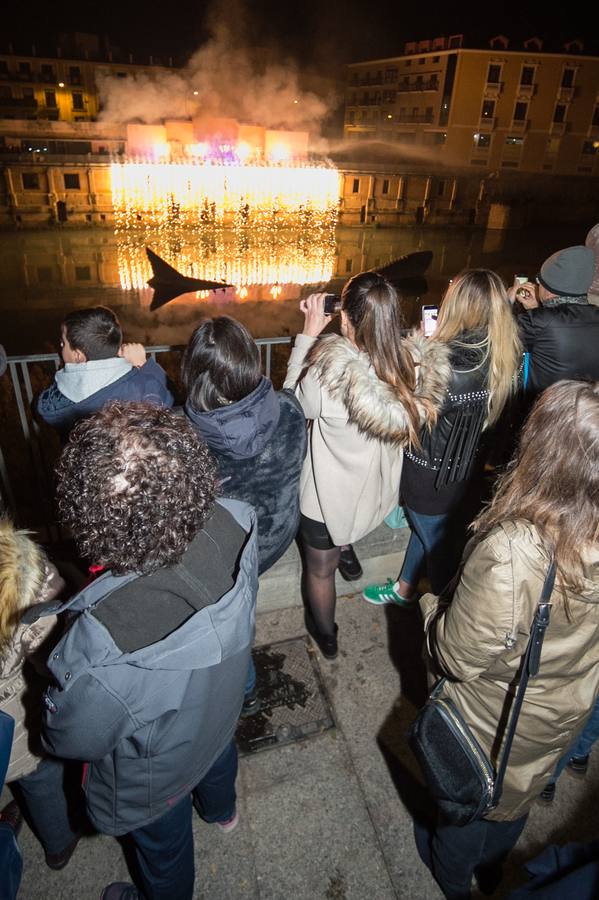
[1,155,598,230]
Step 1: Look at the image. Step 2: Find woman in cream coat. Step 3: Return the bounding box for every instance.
[284,271,450,659]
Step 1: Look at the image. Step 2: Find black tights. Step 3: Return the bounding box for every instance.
[302,543,341,637]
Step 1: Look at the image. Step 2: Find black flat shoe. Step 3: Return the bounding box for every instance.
[305,611,338,660]
[338,546,363,582]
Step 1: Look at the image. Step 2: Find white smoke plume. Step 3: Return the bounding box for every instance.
[97,0,332,131]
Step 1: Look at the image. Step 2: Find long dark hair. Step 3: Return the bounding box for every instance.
[342,271,428,444]
[473,380,599,594]
[182,316,262,412]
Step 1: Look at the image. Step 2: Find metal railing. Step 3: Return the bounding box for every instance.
[0,336,292,539]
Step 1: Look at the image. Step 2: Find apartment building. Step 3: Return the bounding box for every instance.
[0,32,176,149]
[344,34,599,178]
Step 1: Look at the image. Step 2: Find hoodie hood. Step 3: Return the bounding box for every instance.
[55,357,132,403]
[185,377,280,460]
[306,331,450,446]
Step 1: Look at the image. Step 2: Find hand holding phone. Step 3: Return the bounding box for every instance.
[421,305,438,337]
[324,294,341,315]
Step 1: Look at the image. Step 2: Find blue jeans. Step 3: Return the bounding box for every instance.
[129,740,238,900]
[548,695,599,786]
[415,814,528,899]
[14,756,81,856]
[400,508,461,596]
[0,822,22,900]
[245,655,256,699]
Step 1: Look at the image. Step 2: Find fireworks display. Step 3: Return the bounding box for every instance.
[110,153,340,297]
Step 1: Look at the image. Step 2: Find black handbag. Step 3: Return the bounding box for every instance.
[408,561,556,826]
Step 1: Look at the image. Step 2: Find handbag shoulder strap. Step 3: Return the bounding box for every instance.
[490,559,556,808]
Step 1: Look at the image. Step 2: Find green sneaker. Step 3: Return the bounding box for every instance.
[362,579,416,608]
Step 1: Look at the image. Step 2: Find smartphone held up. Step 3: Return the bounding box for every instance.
[421,304,438,337]
[324,294,342,315]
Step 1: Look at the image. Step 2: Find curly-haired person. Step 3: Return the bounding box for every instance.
[34,402,258,900]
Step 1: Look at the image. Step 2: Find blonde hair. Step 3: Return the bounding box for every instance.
[0,519,44,647]
[433,269,521,425]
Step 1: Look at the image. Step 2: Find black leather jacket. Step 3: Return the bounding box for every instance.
[518,300,599,396]
[405,331,489,488]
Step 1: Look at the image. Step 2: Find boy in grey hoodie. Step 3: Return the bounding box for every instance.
[36,306,173,434]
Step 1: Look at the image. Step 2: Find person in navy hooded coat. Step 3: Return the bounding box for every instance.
[182,316,307,576]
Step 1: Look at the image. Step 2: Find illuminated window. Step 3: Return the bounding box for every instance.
[481,100,495,119]
[506,136,524,145]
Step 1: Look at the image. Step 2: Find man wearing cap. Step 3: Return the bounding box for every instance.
[512,245,599,398]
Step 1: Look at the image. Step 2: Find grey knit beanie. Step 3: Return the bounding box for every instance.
[538,245,595,296]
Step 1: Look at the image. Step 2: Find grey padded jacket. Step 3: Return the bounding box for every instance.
[33,498,257,836]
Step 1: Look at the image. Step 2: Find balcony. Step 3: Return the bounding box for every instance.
[359,76,383,87]
[478,116,496,131]
[557,85,575,102]
[509,118,530,132]
[517,83,536,98]
[551,120,569,135]
[397,79,439,93]
[484,81,503,99]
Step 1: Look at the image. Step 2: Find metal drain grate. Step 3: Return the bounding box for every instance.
[236,636,335,755]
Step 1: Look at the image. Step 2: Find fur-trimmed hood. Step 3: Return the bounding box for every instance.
[305,331,451,446]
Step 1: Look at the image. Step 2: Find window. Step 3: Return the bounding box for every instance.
[553,104,566,123]
[45,90,57,108]
[0,86,12,99]
[64,173,80,189]
[384,68,398,83]
[437,179,446,197]
[593,106,599,127]
[75,265,91,280]
[513,102,528,121]
[582,141,598,155]
[347,110,355,125]
[22,172,39,189]
[405,60,412,67]
[345,258,353,273]
[36,266,54,282]
[18,61,31,75]
[487,64,501,84]
[72,92,84,110]
[352,178,360,193]
[22,87,33,98]
[506,136,524,145]
[481,100,495,119]
[69,66,82,84]
[561,68,575,88]
[116,72,127,78]
[0,61,8,74]
[520,66,535,85]
[382,179,389,194]
[474,133,491,148]
[433,131,447,144]
[425,106,433,120]
[432,55,440,62]
[419,58,426,65]
[40,63,55,80]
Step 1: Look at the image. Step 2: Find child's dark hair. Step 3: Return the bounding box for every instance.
[62,307,122,361]
[181,316,262,412]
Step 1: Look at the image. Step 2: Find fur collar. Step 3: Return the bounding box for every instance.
[306,331,450,446]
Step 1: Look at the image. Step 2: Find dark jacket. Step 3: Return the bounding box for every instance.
[36,499,257,836]
[36,358,174,434]
[518,301,599,396]
[185,378,307,574]
[402,331,490,515]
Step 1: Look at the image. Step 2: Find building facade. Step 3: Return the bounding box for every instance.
[344,35,599,179]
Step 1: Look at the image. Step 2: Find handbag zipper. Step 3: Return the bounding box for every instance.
[436,699,495,799]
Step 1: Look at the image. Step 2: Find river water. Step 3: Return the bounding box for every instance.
[0,222,585,355]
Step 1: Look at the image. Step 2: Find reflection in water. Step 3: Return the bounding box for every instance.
[0,223,585,355]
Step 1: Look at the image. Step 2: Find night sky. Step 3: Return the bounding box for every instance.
[4,0,596,71]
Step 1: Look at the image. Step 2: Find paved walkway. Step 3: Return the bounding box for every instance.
[9,591,599,899]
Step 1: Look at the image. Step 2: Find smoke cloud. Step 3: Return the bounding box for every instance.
[97,0,332,131]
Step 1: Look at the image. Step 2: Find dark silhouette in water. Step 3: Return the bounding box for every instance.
[146,247,231,310]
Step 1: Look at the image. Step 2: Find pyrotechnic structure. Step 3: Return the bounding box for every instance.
[110,148,340,296]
